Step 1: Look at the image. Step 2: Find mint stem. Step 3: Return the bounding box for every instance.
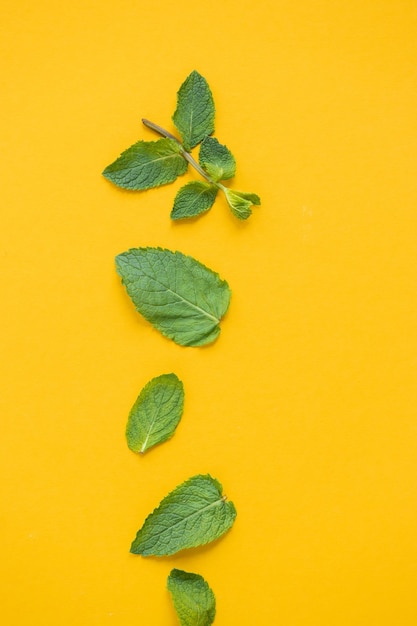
[142,118,217,186]
[142,118,178,142]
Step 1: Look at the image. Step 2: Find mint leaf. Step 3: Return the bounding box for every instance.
[172,71,215,151]
[199,137,236,182]
[171,181,218,220]
[126,373,184,454]
[222,188,261,220]
[115,247,231,347]
[130,474,236,556]
[168,569,216,626]
[102,138,187,190]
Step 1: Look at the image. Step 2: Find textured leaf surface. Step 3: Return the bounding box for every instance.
[171,181,218,220]
[199,137,236,182]
[102,138,187,190]
[126,373,184,454]
[172,71,215,151]
[223,188,261,220]
[130,474,236,556]
[168,569,216,626]
[115,247,231,347]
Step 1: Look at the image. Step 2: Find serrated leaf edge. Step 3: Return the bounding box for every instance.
[126,373,184,455]
[115,247,230,328]
[130,474,236,555]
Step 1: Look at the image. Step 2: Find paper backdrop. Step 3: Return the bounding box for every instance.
[2,1,417,624]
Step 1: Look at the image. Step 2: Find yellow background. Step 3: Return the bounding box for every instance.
[2,1,417,624]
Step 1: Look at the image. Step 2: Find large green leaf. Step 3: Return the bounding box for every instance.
[102,138,187,190]
[172,71,215,151]
[126,373,184,454]
[168,569,216,626]
[130,474,237,556]
[115,247,231,347]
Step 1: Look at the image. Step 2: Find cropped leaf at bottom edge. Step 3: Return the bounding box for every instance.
[168,569,216,626]
[130,474,237,556]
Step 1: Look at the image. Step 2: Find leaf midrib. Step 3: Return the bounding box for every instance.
[187,78,195,148]
[140,389,166,453]
[165,285,219,324]
[130,150,182,170]
[128,264,220,324]
[142,496,227,542]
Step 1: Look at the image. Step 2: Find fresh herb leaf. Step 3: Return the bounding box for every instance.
[102,138,187,190]
[103,72,260,220]
[168,569,216,626]
[130,474,236,556]
[171,181,218,220]
[199,137,236,182]
[115,247,231,347]
[126,373,184,454]
[222,188,261,220]
[172,70,215,151]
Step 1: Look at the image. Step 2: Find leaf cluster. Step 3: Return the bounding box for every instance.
[107,72,249,626]
[103,70,260,220]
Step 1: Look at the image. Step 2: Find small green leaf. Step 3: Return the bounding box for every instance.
[172,71,215,151]
[199,137,236,182]
[223,188,261,220]
[168,569,216,626]
[115,247,231,347]
[171,181,218,220]
[130,474,236,556]
[102,138,187,190]
[126,373,184,454]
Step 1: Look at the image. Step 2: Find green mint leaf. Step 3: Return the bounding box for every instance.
[102,138,187,190]
[130,474,236,556]
[199,137,236,182]
[126,373,184,454]
[171,181,218,220]
[168,569,216,626]
[172,71,215,151]
[115,247,231,347]
[223,188,261,220]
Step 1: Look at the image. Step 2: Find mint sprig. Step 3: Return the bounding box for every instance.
[103,70,260,221]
